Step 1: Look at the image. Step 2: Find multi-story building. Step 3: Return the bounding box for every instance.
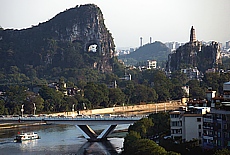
[202,81,230,150]
[169,107,209,144]
[147,60,157,69]
[181,67,202,80]
[170,110,184,141]
[182,113,203,144]
[170,81,230,149]
[203,108,230,150]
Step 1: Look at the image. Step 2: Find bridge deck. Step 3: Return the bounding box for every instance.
[0,116,142,125]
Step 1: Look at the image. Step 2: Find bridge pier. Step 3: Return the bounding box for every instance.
[76,124,117,141]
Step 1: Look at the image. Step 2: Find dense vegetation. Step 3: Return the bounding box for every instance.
[167,42,222,73]
[122,113,179,155]
[118,41,170,67]
[1,67,230,115]
[123,112,230,155]
[0,4,115,86]
[0,69,182,115]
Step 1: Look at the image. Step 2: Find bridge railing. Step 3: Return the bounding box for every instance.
[0,115,144,121]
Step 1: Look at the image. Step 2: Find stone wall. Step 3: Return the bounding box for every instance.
[54,100,185,116]
[78,100,184,115]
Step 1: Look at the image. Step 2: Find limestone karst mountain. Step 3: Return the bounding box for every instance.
[0,4,115,78]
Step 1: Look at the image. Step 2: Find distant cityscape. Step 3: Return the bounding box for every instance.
[116,40,230,57]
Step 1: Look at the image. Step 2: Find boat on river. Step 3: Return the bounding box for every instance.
[14,132,40,142]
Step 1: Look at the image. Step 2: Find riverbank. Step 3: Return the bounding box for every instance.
[0,101,185,130]
[55,100,185,117]
[0,122,46,130]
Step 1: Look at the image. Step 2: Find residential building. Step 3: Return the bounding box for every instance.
[182,113,203,144]
[147,60,157,69]
[170,110,184,141]
[181,67,202,80]
[202,82,230,150]
[170,107,210,145]
[170,81,230,149]
[203,108,230,150]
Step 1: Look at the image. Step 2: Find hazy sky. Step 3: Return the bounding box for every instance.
[1,0,230,48]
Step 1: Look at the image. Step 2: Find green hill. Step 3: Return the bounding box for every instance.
[0,4,118,86]
[118,41,170,66]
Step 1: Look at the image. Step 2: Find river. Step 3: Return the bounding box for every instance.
[0,124,128,155]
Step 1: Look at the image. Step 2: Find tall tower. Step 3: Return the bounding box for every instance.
[190,26,196,43]
[140,37,143,47]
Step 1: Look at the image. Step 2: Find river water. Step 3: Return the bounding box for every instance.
[0,124,127,155]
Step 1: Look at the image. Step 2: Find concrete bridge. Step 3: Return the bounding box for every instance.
[0,115,143,141]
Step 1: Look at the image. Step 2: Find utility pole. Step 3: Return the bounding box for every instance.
[33,103,36,116]
[21,104,24,117]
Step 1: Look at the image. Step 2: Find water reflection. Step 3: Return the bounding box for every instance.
[19,139,38,151]
[77,139,122,155]
[0,124,124,154]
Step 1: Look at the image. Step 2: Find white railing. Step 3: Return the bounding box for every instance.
[0,116,143,121]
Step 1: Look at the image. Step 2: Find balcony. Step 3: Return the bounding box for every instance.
[204,118,213,123]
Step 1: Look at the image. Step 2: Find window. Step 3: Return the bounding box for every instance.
[218,140,221,146]
[218,132,221,138]
[228,141,230,146]
[198,124,201,129]
[217,123,221,129]
[199,132,202,137]
[197,118,201,122]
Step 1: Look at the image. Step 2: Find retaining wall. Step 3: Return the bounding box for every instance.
[54,100,185,116]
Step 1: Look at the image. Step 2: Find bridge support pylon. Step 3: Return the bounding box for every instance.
[76,124,117,141]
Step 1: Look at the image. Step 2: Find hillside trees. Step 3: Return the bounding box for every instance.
[84,82,109,108]
[108,88,125,107]
[148,112,170,137]
[38,86,64,112]
[187,80,206,99]
[123,114,179,155]
[2,68,230,115]
[4,85,27,114]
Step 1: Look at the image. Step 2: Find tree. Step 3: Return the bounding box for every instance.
[214,149,230,155]
[171,86,185,100]
[123,131,141,154]
[108,88,125,107]
[84,83,109,108]
[170,71,188,86]
[147,87,158,102]
[38,86,64,112]
[62,96,78,112]
[0,99,6,115]
[123,129,179,155]
[187,80,205,99]
[130,84,148,104]
[4,85,27,115]
[129,117,154,138]
[23,92,44,114]
[123,81,135,104]
[149,112,170,137]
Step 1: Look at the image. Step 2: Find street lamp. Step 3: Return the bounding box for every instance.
[155,104,158,113]
[33,103,36,116]
[21,104,24,117]
[83,103,86,110]
[72,104,75,112]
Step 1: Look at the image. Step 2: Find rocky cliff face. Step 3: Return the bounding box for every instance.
[48,4,115,57]
[167,41,222,73]
[0,4,115,73]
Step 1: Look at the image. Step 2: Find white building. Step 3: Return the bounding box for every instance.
[182,113,203,144]
[170,111,184,140]
[170,107,209,145]
[206,87,216,102]
[147,60,157,69]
